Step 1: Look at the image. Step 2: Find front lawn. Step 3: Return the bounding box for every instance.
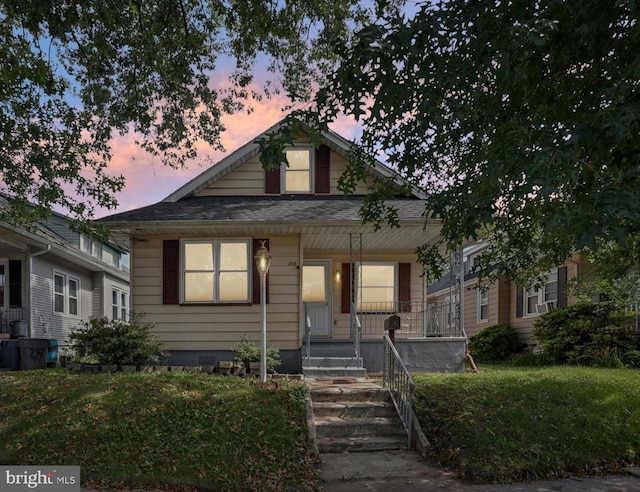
[0,370,318,491]
[414,366,640,483]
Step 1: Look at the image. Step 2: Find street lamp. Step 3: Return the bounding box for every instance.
[254,241,271,383]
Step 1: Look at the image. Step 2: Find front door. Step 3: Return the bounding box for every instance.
[303,261,331,337]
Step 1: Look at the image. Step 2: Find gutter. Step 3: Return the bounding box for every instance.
[28,245,51,338]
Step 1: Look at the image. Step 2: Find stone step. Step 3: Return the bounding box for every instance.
[303,367,367,378]
[317,435,408,453]
[312,401,397,419]
[309,386,389,402]
[303,357,363,368]
[314,417,406,439]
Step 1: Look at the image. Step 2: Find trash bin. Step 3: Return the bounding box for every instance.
[1,340,20,370]
[11,320,28,338]
[17,338,48,370]
[47,339,58,365]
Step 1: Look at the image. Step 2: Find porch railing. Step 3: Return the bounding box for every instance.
[358,301,463,339]
[383,335,414,449]
[0,307,28,334]
[351,302,362,366]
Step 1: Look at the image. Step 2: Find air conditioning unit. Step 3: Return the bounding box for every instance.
[536,303,548,314]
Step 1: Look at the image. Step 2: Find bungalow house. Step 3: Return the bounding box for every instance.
[0,198,130,350]
[98,119,468,375]
[427,241,592,345]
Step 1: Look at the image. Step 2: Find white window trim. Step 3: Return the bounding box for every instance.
[478,289,489,323]
[112,288,129,321]
[53,270,80,317]
[523,271,558,317]
[180,238,252,304]
[281,145,315,194]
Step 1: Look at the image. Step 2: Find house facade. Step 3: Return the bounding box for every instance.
[0,201,130,346]
[99,120,467,374]
[428,242,592,345]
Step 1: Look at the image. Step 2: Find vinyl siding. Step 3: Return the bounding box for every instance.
[131,235,302,351]
[30,256,92,343]
[197,149,372,196]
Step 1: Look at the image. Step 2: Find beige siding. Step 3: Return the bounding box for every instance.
[131,235,302,351]
[197,149,372,197]
[304,249,426,339]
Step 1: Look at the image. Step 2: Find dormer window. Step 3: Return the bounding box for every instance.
[283,147,313,193]
[264,144,330,194]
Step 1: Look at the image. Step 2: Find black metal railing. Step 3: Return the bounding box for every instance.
[382,335,415,449]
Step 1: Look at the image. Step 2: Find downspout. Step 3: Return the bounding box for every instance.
[28,245,51,337]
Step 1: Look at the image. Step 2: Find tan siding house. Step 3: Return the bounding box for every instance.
[428,245,590,346]
[100,118,467,374]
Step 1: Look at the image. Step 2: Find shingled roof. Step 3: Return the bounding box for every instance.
[98,195,426,226]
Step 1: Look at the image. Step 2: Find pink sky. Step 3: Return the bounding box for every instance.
[95,93,363,219]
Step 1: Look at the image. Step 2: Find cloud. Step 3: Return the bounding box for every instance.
[94,87,363,218]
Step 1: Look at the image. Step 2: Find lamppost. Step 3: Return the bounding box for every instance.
[254,241,271,383]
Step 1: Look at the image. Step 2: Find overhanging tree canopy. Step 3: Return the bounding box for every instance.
[320,0,640,283]
[0,0,369,231]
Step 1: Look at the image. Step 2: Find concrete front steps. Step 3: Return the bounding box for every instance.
[308,379,408,452]
[302,357,367,379]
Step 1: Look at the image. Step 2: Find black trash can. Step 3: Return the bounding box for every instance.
[1,340,20,370]
[17,338,49,370]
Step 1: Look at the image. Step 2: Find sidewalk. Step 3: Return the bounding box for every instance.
[318,449,640,491]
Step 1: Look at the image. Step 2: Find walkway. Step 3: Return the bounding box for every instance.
[308,378,640,492]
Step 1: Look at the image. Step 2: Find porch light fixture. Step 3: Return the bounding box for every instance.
[254,241,271,383]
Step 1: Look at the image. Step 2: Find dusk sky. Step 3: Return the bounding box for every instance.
[95,84,364,219]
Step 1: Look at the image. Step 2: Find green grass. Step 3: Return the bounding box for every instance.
[414,366,640,484]
[0,370,319,491]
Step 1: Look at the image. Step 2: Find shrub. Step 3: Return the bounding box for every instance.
[69,313,167,366]
[468,325,525,363]
[233,335,281,373]
[533,303,639,365]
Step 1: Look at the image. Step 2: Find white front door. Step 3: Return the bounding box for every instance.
[303,261,331,337]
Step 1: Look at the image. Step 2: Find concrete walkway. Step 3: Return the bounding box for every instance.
[318,449,640,491]
[309,378,640,492]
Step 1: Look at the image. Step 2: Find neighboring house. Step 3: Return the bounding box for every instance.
[427,241,592,345]
[98,119,468,374]
[0,198,130,346]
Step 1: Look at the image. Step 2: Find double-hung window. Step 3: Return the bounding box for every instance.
[54,271,79,316]
[478,289,489,322]
[182,239,250,303]
[356,263,397,312]
[524,270,558,316]
[112,289,129,320]
[283,147,313,193]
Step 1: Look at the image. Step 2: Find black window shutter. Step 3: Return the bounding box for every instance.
[9,260,21,307]
[557,266,568,308]
[252,239,270,305]
[315,144,330,193]
[163,240,180,304]
[265,168,280,194]
[516,286,523,318]
[341,263,352,313]
[398,263,412,312]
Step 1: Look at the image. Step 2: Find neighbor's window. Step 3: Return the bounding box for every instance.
[524,270,558,316]
[357,263,396,312]
[283,147,312,193]
[182,239,250,303]
[112,289,129,320]
[54,271,80,316]
[478,289,489,322]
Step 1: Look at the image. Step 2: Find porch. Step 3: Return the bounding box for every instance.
[302,300,467,375]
